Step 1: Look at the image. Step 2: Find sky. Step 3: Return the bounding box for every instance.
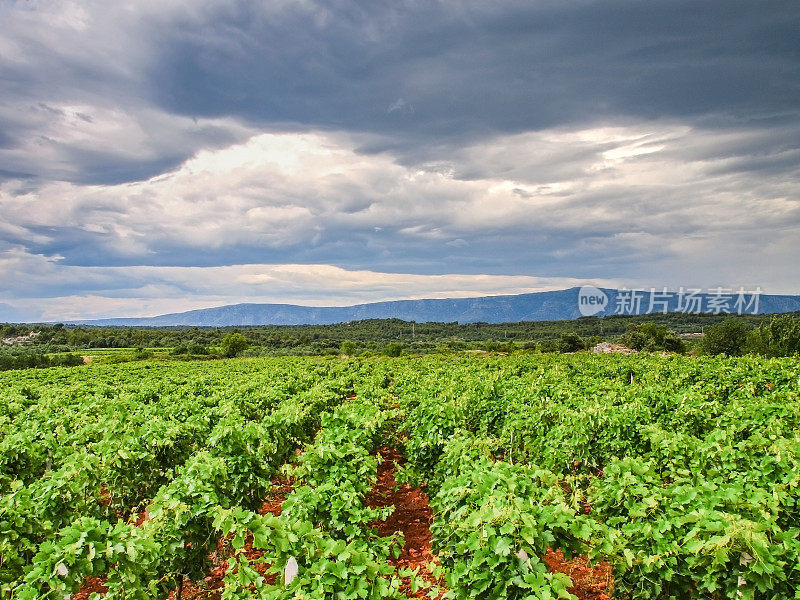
[1,0,799,321]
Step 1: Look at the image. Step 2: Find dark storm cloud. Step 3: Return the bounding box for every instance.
[2,0,798,183]
[149,1,799,142]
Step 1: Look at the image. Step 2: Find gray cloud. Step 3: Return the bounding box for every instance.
[147,1,800,138]
[2,124,798,289]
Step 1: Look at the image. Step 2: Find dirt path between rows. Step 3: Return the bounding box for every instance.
[365,446,445,598]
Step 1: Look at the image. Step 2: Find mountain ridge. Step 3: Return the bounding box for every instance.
[70,287,800,326]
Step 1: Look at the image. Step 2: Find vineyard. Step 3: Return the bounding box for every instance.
[1,353,799,599]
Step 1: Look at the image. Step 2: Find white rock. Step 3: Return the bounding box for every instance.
[285,556,299,585]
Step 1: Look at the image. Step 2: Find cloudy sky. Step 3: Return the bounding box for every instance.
[1,0,799,320]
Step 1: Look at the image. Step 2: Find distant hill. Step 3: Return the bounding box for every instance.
[72,287,800,326]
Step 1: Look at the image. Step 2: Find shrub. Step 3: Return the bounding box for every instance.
[662,334,686,354]
[188,343,209,355]
[383,342,402,357]
[621,323,668,351]
[746,314,800,357]
[557,332,585,353]
[699,319,749,356]
[220,333,249,358]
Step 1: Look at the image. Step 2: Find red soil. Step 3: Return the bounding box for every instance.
[73,576,108,600]
[545,482,614,598]
[544,548,614,600]
[259,477,293,517]
[97,486,112,507]
[365,447,445,598]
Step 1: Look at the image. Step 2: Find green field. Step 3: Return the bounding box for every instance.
[1,353,799,599]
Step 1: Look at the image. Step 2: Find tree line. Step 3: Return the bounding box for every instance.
[1,312,798,367]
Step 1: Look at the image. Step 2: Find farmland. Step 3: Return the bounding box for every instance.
[1,353,799,599]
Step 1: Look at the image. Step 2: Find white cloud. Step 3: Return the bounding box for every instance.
[2,120,799,317]
[6,122,799,251]
[387,98,413,114]
[1,123,790,235]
